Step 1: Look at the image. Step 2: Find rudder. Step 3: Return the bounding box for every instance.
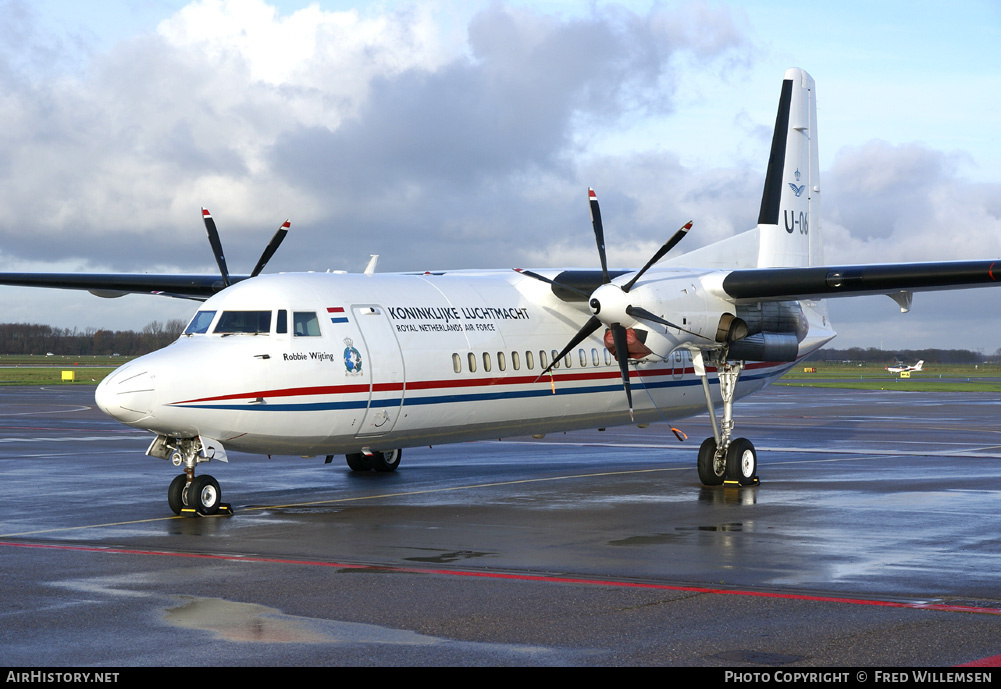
[756,68,821,268]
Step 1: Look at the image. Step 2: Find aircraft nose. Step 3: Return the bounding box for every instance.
[95,364,156,424]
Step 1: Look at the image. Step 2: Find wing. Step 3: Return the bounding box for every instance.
[720,261,998,302]
[0,210,290,301]
[0,273,249,301]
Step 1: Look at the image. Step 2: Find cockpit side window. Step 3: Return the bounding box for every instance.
[184,310,217,335]
[214,311,272,334]
[293,312,321,337]
[276,310,288,334]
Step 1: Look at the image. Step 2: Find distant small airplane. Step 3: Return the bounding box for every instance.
[886,360,924,374]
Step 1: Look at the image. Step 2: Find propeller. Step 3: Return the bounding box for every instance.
[201,208,292,287]
[202,208,231,288]
[520,188,702,421]
[250,219,292,278]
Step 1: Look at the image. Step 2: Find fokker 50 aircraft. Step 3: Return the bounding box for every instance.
[886,360,925,374]
[1,68,998,516]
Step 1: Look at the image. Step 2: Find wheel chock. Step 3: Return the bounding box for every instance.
[723,478,760,487]
[178,503,234,517]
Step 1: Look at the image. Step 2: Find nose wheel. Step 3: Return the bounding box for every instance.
[167,473,231,516]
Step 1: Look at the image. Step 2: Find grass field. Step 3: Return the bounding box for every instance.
[0,355,131,386]
[777,362,1001,391]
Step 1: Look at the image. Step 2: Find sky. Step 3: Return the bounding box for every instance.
[1,0,999,353]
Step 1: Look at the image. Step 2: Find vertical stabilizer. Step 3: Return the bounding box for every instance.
[756,68,821,268]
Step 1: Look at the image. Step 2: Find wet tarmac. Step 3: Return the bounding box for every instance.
[2,384,1000,666]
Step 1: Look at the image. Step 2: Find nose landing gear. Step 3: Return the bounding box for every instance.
[154,436,233,516]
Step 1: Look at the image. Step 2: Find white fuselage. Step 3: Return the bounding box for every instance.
[95,270,833,457]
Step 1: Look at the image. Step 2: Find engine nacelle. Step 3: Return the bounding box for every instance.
[726,332,801,361]
[736,301,809,342]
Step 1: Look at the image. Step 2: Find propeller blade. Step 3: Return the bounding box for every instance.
[514,269,590,297]
[539,315,602,378]
[589,188,610,284]
[624,305,712,340]
[621,221,693,293]
[609,323,634,421]
[201,208,231,288]
[250,219,291,278]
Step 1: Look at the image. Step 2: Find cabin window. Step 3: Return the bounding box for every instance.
[591,348,600,366]
[551,350,560,369]
[497,351,506,371]
[511,351,520,370]
[293,312,321,337]
[184,310,216,335]
[276,310,287,334]
[467,352,477,373]
[539,350,548,369]
[579,349,587,368]
[482,352,492,372]
[452,353,461,373]
[604,349,612,366]
[214,310,272,334]
[525,350,534,370]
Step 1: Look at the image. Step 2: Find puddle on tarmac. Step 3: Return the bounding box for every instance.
[609,523,745,546]
[404,550,493,564]
[165,596,438,644]
[164,596,551,656]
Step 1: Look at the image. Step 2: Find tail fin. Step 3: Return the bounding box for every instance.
[756,68,821,268]
[914,361,924,371]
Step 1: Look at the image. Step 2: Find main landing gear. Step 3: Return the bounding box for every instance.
[693,354,758,487]
[345,449,402,472]
[152,436,233,516]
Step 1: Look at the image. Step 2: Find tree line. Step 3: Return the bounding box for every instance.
[0,321,187,356]
[806,346,991,364]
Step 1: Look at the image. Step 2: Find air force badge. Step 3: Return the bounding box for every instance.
[343,338,363,376]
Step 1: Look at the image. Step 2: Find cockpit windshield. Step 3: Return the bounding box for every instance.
[184,310,217,335]
[213,311,272,335]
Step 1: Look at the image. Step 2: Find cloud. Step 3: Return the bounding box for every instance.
[0,0,754,282]
[823,140,1001,263]
[266,2,752,271]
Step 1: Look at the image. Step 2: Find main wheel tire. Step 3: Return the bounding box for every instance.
[345,453,371,471]
[167,474,188,515]
[697,437,725,486]
[371,449,402,472]
[188,475,221,515]
[725,437,757,485]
